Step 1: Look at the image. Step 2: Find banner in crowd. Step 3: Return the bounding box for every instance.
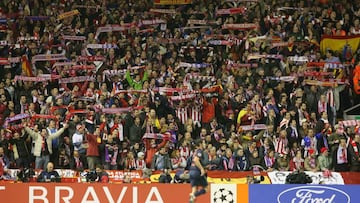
[154,0,192,5]
[267,171,345,185]
[320,35,360,54]
[0,183,209,203]
[2,183,360,203]
[249,184,360,203]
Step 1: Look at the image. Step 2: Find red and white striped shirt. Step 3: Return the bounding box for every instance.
[136,159,146,170]
[175,107,188,124]
[179,146,192,159]
[126,158,137,170]
[189,105,202,125]
[274,137,288,155]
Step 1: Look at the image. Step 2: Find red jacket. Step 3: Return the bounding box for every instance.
[86,134,100,157]
[202,98,217,123]
[144,138,167,167]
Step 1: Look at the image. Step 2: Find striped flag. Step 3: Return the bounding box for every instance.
[21,55,33,77]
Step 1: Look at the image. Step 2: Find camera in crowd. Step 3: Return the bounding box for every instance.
[17,168,35,182]
[85,171,98,182]
[285,170,313,184]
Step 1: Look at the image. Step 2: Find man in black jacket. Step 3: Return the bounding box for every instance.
[333,136,350,172]
[9,129,30,168]
[349,134,360,172]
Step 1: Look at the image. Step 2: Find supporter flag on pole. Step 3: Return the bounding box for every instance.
[21,55,33,77]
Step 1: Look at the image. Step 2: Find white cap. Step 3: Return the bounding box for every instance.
[137,152,145,157]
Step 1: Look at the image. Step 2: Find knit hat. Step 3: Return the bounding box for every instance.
[137,152,145,157]
[320,147,328,154]
[308,148,315,156]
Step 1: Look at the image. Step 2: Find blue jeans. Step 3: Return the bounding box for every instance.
[35,155,50,170]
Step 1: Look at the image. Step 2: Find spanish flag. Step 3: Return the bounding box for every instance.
[21,55,34,77]
[320,35,360,54]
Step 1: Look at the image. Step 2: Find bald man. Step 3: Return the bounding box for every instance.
[37,162,61,182]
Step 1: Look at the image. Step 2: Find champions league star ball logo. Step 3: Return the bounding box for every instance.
[213,188,234,203]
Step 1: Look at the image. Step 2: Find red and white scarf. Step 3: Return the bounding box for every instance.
[59,76,94,84]
[318,101,327,114]
[351,139,359,156]
[61,35,86,41]
[0,57,21,65]
[52,62,76,68]
[139,19,166,26]
[14,75,47,82]
[32,54,67,63]
[326,89,335,108]
[77,55,105,62]
[222,23,257,30]
[149,8,177,14]
[216,8,246,15]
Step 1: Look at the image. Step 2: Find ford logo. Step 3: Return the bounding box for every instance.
[277,186,350,203]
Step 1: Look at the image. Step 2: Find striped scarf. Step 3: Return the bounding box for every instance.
[111,149,118,166]
[318,101,327,114]
[223,156,234,171]
[351,139,359,156]
[264,155,275,168]
[327,89,335,108]
[217,8,246,15]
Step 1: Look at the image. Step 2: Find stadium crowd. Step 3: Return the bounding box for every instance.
[1,0,360,182]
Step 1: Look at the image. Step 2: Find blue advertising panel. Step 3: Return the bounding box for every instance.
[249,184,360,203]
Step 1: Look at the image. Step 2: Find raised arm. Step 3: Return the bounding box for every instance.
[24,126,39,139]
[49,124,69,139]
[125,70,134,87]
